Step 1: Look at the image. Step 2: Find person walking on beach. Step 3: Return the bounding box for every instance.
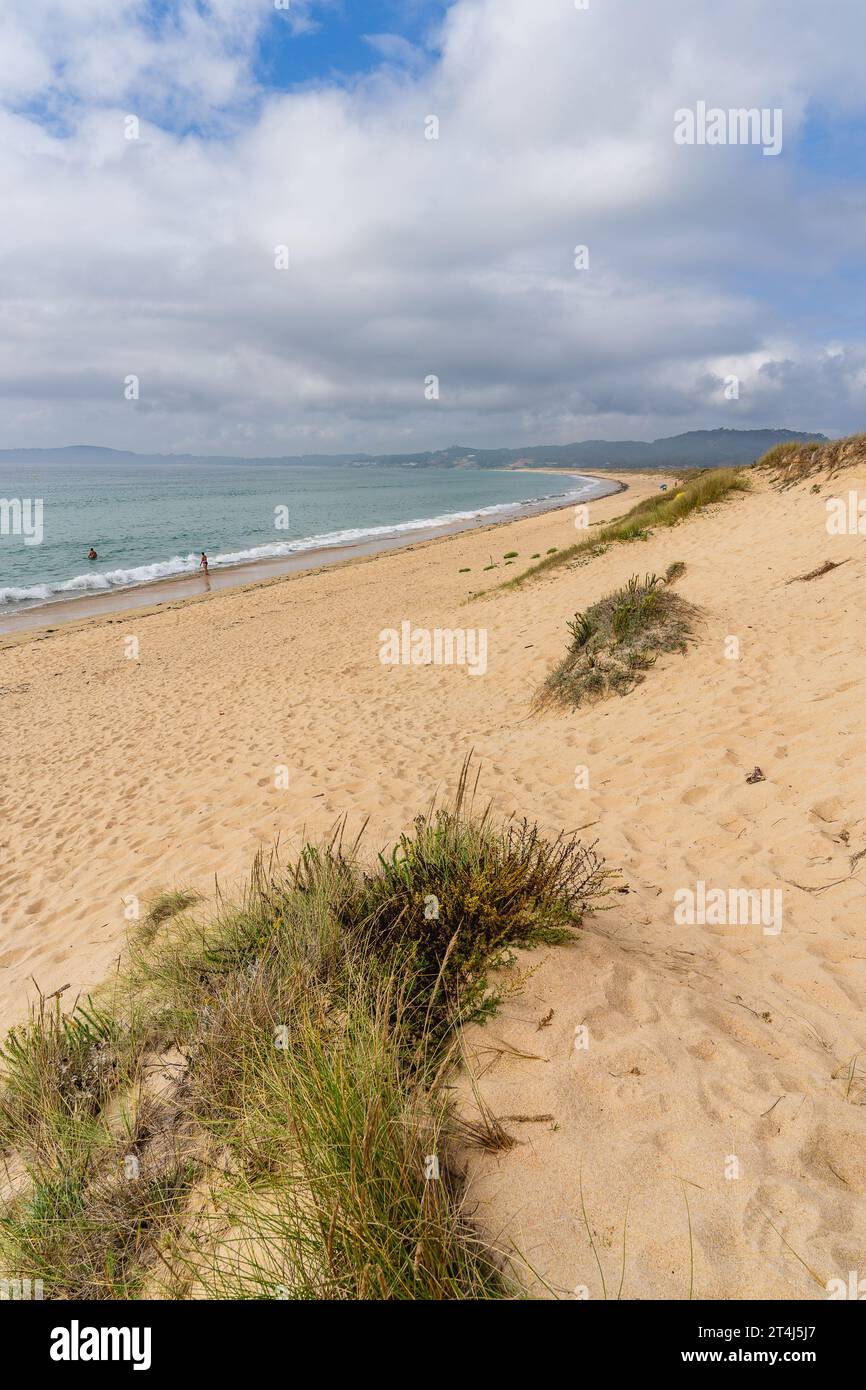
[200,551,209,574]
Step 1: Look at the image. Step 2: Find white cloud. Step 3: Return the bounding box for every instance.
[0,0,864,452]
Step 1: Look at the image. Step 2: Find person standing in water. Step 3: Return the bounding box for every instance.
[88,547,97,560]
[200,551,209,574]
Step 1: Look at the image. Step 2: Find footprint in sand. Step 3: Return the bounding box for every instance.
[681,786,710,806]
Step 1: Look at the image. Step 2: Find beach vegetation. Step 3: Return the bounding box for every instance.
[536,573,696,708]
[755,433,866,488]
[499,470,748,590]
[140,889,200,943]
[0,766,610,1300]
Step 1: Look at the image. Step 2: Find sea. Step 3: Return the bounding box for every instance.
[0,456,615,627]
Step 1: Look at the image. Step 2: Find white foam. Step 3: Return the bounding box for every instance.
[0,479,601,610]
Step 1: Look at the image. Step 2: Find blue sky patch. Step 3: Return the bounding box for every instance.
[256,1,450,90]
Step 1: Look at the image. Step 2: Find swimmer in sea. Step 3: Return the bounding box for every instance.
[88,547,98,560]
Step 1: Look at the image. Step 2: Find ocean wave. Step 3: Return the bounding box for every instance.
[0,483,597,610]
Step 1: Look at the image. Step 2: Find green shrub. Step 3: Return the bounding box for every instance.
[350,770,608,1038]
[538,574,697,708]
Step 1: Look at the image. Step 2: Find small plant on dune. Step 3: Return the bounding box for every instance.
[537,573,697,709]
[0,1162,197,1300]
[835,1053,866,1106]
[138,889,200,944]
[567,610,597,648]
[0,987,197,1299]
[664,560,687,584]
[570,543,610,569]
[144,889,199,928]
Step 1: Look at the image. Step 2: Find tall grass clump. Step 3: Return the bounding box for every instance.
[497,469,748,590]
[347,764,609,1043]
[0,765,610,1300]
[537,573,696,709]
[0,995,129,1165]
[1,1164,197,1300]
[192,971,502,1299]
[755,434,866,488]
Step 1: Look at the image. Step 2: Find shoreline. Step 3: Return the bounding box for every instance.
[0,470,625,644]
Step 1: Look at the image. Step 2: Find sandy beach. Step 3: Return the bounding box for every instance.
[2,461,865,1300]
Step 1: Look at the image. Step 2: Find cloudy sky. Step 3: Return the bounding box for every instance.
[1,0,864,455]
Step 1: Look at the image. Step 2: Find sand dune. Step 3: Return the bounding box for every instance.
[1,464,864,1299]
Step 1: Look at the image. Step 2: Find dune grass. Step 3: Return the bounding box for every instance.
[489,469,748,592]
[755,434,866,488]
[0,767,611,1300]
[143,889,200,929]
[0,988,197,1298]
[138,889,201,944]
[536,572,696,709]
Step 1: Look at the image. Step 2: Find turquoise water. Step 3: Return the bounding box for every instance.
[0,457,606,615]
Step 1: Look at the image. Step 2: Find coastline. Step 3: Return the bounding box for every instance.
[3,457,866,1297]
[0,469,625,643]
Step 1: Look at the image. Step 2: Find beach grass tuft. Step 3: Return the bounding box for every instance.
[143,889,200,930]
[536,573,696,709]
